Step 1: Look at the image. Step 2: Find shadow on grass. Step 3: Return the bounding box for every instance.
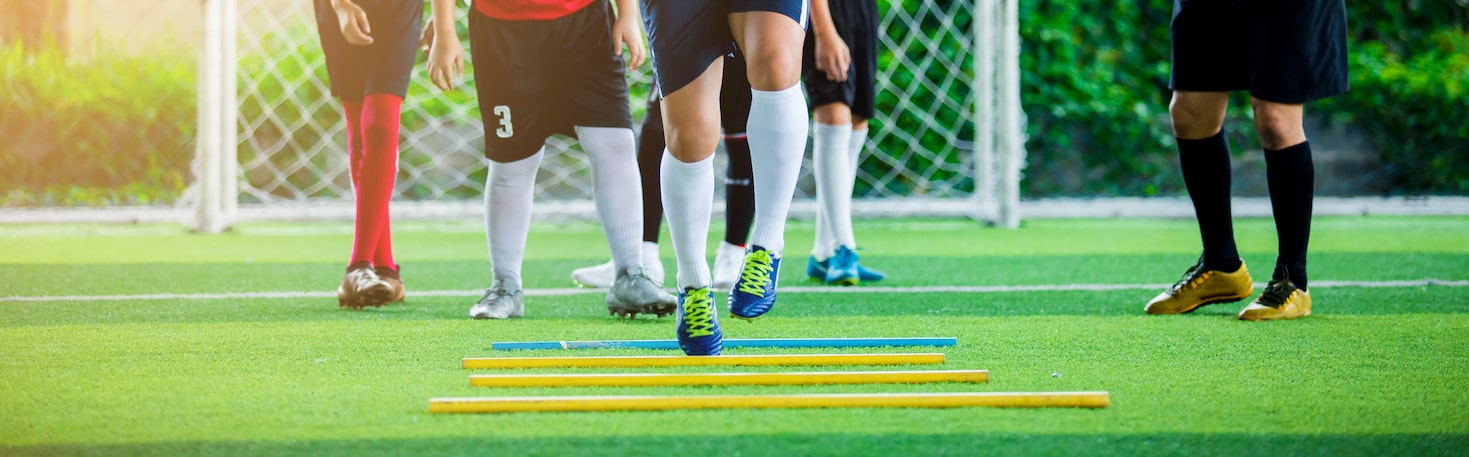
[5,432,1467,457]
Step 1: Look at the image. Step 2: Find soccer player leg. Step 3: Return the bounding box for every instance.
[727,2,808,319]
[714,53,756,291]
[465,9,552,320]
[1145,0,1253,315]
[1238,0,1345,321]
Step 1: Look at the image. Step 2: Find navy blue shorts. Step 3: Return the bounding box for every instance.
[642,0,808,96]
[314,0,422,101]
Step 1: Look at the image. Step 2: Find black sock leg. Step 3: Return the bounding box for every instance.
[1265,141,1314,290]
[638,103,666,244]
[1178,131,1242,272]
[724,135,755,245]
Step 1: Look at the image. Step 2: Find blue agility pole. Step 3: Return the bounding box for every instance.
[490,337,958,351]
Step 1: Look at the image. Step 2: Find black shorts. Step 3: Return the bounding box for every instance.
[801,0,878,119]
[314,0,422,100]
[1169,0,1348,104]
[642,0,809,96]
[469,0,633,160]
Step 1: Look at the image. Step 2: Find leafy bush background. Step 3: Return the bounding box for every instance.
[3,0,1465,207]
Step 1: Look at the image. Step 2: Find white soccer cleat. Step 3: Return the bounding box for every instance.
[712,241,745,291]
[571,260,617,289]
[469,280,524,319]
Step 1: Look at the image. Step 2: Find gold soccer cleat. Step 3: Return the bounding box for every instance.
[1238,278,1312,321]
[1145,259,1254,315]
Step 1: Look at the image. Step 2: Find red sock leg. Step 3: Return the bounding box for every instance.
[374,212,396,271]
[343,101,366,189]
[349,94,403,266]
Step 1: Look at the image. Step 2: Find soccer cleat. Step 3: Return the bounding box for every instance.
[376,264,406,303]
[570,260,616,289]
[728,245,781,320]
[469,280,524,319]
[806,254,888,283]
[1238,274,1312,321]
[338,261,395,310]
[606,266,678,318]
[712,241,745,290]
[825,245,861,286]
[675,287,722,355]
[1145,258,1254,315]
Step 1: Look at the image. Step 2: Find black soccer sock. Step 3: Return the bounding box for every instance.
[724,134,756,246]
[1177,132,1242,272]
[638,104,666,244]
[1265,141,1314,290]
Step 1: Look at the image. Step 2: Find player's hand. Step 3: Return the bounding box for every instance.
[815,30,850,83]
[331,0,373,46]
[419,17,435,52]
[612,15,646,70]
[427,33,464,91]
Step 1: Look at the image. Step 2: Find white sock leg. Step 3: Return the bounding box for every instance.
[845,127,868,249]
[485,149,544,290]
[660,150,714,289]
[576,126,643,273]
[746,85,808,253]
[813,122,854,257]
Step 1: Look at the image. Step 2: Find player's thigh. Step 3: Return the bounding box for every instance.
[642,0,732,97]
[1169,0,1250,94]
[728,2,807,90]
[357,0,422,98]
[468,10,553,162]
[1248,0,1348,104]
[563,0,634,131]
[314,0,366,101]
[660,58,725,162]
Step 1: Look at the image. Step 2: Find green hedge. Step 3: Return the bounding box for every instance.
[0,43,193,206]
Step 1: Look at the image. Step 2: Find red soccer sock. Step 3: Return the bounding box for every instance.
[349,94,403,266]
[342,101,365,189]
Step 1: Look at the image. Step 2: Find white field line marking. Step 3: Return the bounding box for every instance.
[2,279,1465,303]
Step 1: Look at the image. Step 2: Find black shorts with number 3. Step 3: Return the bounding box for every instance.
[469,0,632,160]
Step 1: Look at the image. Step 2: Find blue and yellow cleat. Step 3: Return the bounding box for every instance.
[675,287,722,355]
[728,245,781,320]
[806,252,887,284]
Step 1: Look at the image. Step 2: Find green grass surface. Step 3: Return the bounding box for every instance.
[2,217,1468,456]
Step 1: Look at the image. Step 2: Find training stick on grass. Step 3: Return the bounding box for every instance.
[461,353,945,369]
[488,337,958,351]
[429,391,1110,413]
[469,369,988,387]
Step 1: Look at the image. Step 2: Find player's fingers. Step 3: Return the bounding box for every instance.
[355,10,371,35]
[455,55,465,78]
[627,39,646,69]
[345,19,374,45]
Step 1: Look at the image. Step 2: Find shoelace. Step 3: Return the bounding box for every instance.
[479,287,512,305]
[1257,279,1295,308]
[737,250,775,296]
[681,289,715,337]
[1168,263,1209,294]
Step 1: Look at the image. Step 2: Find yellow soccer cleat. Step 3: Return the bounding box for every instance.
[1145,259,1254,314]
[1238,278,1312,321]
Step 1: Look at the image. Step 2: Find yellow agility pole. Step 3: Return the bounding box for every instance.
[461,353,946,369]
[469,370,989,388]
[429,391,1110,414]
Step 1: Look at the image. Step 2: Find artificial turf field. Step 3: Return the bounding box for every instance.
[2,216,1467,456]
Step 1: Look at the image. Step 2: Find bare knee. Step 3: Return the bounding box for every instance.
[814,103,853,125]
[743,46,802,90]
[1250,98,1306,150]
[1169,92,1228,139]
[665,123,720,162]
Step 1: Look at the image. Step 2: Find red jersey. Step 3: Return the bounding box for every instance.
[473,0,598,21]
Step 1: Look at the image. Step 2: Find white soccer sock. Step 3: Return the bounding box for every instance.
[813,122,855,258]
[746,85,808,253]
[845,127,868,248]
[660,150,714,289]
[484,149,544,290]
[576,126,643,273]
